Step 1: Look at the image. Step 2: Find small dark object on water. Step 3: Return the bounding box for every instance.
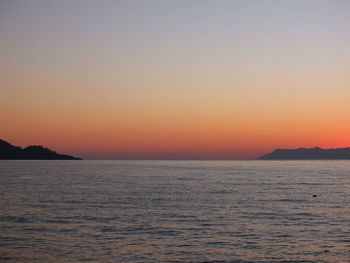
[313,194,317,197]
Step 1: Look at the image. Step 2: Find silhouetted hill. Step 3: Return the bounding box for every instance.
[258,147,350,160]
[0,139,81,160]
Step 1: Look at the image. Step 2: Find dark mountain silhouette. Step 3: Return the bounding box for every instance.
[258,147,350,160]
[0,139,81,160]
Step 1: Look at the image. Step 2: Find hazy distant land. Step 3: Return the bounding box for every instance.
[2,138,350,160]
[258,147,350,160]
[0,139,81,160]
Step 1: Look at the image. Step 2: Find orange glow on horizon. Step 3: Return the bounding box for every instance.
[1,0,349,159]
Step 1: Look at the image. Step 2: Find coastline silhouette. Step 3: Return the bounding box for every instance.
[258,147,350,160]
[0,139,81,160]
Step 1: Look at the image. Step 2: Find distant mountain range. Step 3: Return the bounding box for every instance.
[258,147,350,160]
[0,139,81,160]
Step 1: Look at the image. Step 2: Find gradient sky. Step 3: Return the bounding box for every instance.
[1,0,350,159]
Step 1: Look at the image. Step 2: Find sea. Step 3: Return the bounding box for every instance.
[1,160,350,262]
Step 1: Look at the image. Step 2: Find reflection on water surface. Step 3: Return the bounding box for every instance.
[1,160,350,262]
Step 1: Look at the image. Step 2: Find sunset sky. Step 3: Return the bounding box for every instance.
[1,0,350,159]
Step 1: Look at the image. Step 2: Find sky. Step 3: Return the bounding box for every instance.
[1,0,350,159]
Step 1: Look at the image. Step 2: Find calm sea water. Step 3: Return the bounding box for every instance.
[1,160,350,262]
